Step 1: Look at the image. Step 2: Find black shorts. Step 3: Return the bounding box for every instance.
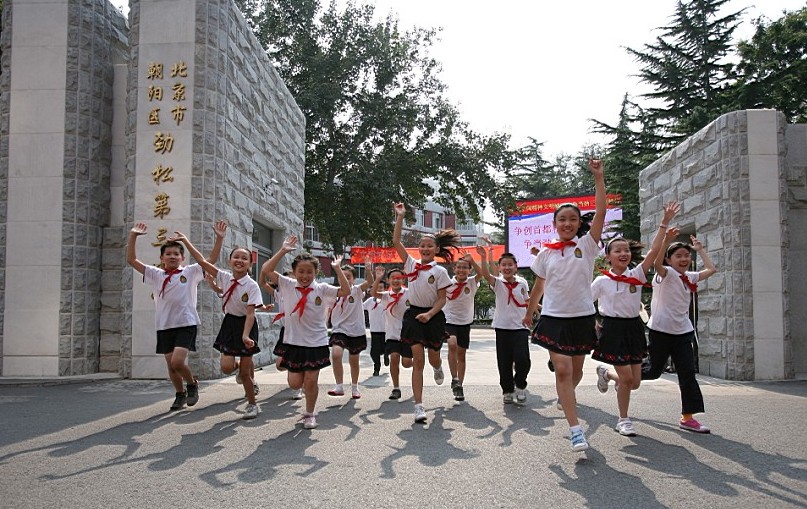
[156,325,197,354]
[273,327,286,356]
[329,332,368,355]
[401,306,447,351]
[531,314,597,356]
[445,323,472,349]
[385,339,413,359]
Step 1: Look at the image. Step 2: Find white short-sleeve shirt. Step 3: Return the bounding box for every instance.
[490,276,530,330]
[143,264,205,331]
[380,287,409,340]
[363,297,385,333]
[647,267,698,334]
[331,285,367,337]
[277,275,339,347]
[215,271,263,316]
[444,277,479,326]
[531,233,599,317]
[591,267,647,318]
[404,255,452,308]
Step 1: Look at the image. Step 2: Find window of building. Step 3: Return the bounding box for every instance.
[433,213,443,230]
[415,209,424,227]
[304,223,320,243]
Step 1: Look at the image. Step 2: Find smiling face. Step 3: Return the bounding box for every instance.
[293,260,317,287]
[160,245,185,271]
[229,248,252,276]
[418,236,438,263]
[498,256,518,279]
[605,239,632,273]
[553,205,581,241]
[387,270,405,291]
[667,246,692,274]
[453,259,471,281]
[343,269,355,286]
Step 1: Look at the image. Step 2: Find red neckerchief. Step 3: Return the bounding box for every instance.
[599,269,650,288]
[220,277,241,312]
[385,291,404,313]
[447,281,467,301]
[272,312,285,323]
[291,287,314,317]
[543,240,577,256]
[159,268,182,297]
[372,299,380,310]
[504,280,528,308]
[405,262,433,282]
[679,274,698,293]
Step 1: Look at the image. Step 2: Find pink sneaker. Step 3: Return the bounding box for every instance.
[679,418,710,434]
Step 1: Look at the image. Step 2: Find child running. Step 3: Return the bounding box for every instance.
[393,202,459,423]
[371,265,412,400]
[126,220,226,411]
[642,227,717,433]
[173,238,264,420]
[363,286,388,377]
[260,235,350,429]
[523,158,606,452]
[444,253,484,401]
[328,262,374,399]
[263,273,303,400]
[591,201,680,436]
[477,248,532,405]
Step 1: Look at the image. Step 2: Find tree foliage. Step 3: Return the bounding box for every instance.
[732,7,807,123]
[235,0,517,253]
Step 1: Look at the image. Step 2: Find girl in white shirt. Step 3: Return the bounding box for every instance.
[371,266,412,401]
[523,158,606,452]
[328,264,373,399]
[363,290,388,377]
[260,235,351,429]
[591,201,680,436]
[444,254,484,401]
[642,227,717,434]
[392,203,459,424]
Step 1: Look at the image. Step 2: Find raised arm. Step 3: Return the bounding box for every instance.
[392,202,410,263]
[692,236,718,281]
[640,201,680,273]
[523,277,544,328]
[126,222,148,275]
[475,245,496,286]
[359,255,375,291]
[481,235,499,277]
[168,231,219,277]
[370,265,386,299]
[260,235,297,286]
[654,226,680,278]
[588,158,607,243]
[332,255,351,297]
[206,220,227,264]
[464,252,485,283]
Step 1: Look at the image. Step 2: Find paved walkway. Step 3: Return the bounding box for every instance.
[1,329,806,508]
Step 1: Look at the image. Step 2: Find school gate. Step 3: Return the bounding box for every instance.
[0,0,304,379]
[639,109,807,381]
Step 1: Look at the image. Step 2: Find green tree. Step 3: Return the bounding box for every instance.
[732,7,807,123]
[627,0,744,144]
[236,0,516,253]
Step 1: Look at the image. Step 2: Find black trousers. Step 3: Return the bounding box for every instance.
[642,329,705,414]
[369,332,386,369]
[495,328,531,393]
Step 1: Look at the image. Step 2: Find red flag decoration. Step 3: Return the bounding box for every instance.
[350,245,505,264]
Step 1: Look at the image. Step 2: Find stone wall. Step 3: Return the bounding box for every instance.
[60,0,127,375]
[639,110,791,381]
[120,0,305,379]
[0,3,11,376]
[785,125,807,377]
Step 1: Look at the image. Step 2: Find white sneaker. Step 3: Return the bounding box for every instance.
[503,393,514,404]
[302,413,318,429]
[596,365,610,393]
[570,429,589,452]
[414,404,427,423]
[615,419,637,436]
[433,366,445,385]
[351,386,362,399]
[243,403,260,420]
[515,388,527,405]
[327,384,345,396]
[291,388,304,400]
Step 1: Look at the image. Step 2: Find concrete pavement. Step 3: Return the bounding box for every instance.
[1,328,806,508]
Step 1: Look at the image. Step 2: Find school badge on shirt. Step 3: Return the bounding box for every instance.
[629,285,637,294]
[348,296,355,303]
[241,293,249,302]
[179,275,187,283]
[428,275,435,284]
[464,287,470,294]
[574,248,582,258]
[315,296,322,306]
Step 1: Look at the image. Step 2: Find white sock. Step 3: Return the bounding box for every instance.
[570,425,583,434]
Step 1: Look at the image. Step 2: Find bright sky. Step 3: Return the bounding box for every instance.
[367,0,807,157]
